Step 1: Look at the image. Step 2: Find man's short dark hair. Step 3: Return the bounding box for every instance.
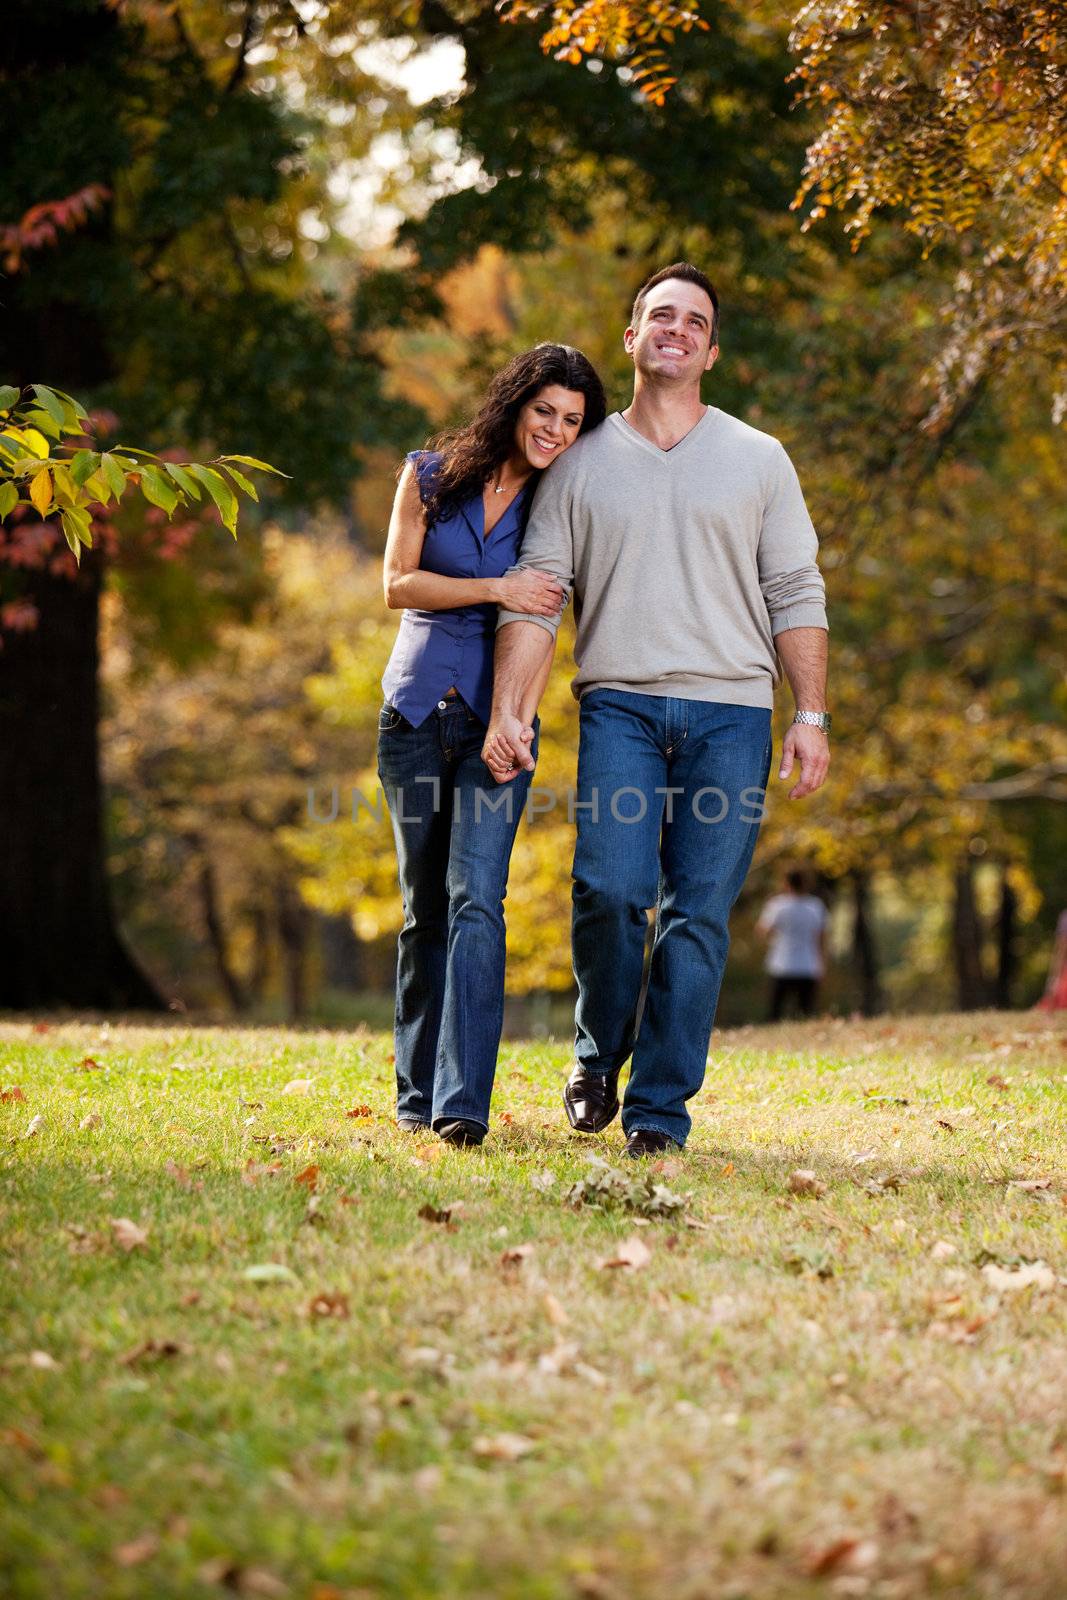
[631,262,720,347]
[785,868,806,893]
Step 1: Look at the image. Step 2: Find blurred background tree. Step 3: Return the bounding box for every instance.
[4,0,1064,1020]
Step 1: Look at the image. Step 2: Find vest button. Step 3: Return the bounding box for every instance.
[437,700,447,710]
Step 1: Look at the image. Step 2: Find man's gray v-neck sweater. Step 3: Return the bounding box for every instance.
[497,407,828,710]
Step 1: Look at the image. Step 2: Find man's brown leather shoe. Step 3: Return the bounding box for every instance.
[623,1128,678,1159]
[563,1064,621,1133]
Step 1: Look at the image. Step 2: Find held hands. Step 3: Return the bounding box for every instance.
[494,568,565,617]
[482,715,536,783]
[778,722,830,800]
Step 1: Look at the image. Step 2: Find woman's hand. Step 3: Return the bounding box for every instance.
[493,567,565,617]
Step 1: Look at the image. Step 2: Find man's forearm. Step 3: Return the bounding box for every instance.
[492,620,555,722]
[775,626,828,711]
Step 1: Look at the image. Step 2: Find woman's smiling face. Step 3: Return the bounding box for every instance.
[513,384,587,470]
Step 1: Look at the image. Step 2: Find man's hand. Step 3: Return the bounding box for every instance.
[482,715,535,783]
[778,723,830,799]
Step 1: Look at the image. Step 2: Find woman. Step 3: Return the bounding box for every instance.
[378,344,606,1147]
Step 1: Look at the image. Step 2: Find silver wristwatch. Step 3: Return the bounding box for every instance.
[792,710,832,735]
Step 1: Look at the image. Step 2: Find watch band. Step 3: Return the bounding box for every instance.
[793,710,832,735]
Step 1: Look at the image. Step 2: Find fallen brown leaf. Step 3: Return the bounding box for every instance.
[1,1086,26,1102]
[294,1164,319,1191]
[803,1535,879,1577]
[113,1533,160,1567]
[987,1073,1010,1091]
[418,1202,459,1226]
[499,1244,534,1266]
[79,1111,102,1130]
[1,1426,44,1458]
[307,1292,350,1320]
[788,1169,827,1198]
[344,1105,373,1119]
[119,1339,187,1367]
[110,1217,149,1253]
[24,1114,44,1137]
[543,1292,569,1326]
[981,1260,1056,1293]
[472,1432,537,1461]
[76,1057,103,1071]
[164,1160,193,1188]
[599,1234,652,1271]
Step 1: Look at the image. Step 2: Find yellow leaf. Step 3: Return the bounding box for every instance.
[29,467,52,516]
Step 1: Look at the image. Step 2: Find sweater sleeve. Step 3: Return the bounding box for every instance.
[757,442,828,635]
[495,457,576,639]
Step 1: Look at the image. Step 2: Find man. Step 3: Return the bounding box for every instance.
[483,263,831,1157]
[756,868,830,1021]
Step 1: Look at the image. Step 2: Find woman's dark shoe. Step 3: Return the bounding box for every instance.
[563,1064,621,1133]
[623,1128,678,1159]
[437,1119,486,1147]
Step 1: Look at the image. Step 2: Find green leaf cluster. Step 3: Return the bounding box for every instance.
[0,382,285,560]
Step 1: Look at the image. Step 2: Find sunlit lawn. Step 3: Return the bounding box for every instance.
[2,1010,1066,1600]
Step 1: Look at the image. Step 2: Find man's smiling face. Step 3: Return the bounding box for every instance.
[624,278,718,385]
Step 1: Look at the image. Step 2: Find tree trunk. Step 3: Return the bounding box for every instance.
[246,904,272,1005]
[0,549,164,1009]
[275,878,310,1021]
[197,851,247,1013]
[994,866,1018,1010]
[850,868,883,1016]
[952,856,990,1012]
[0,3,163,1010]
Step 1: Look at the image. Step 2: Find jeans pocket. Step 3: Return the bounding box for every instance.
[379,703,404,732]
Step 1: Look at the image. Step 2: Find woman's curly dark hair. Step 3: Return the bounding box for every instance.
[419,343,606,524]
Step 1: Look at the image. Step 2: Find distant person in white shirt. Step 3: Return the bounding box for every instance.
[756,869,829,1020]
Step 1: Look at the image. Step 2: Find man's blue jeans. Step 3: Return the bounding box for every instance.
[377,698,536,1132]
[572,690,772,1147]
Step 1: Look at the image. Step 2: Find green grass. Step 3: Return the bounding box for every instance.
[2,1011,1066,1600]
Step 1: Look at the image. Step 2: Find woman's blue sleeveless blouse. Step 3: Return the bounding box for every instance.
[381,451,534,728]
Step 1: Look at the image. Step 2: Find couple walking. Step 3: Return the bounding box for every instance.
[377,263,830,1156]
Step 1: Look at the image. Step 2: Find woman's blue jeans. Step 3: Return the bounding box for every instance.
[377,698,536,1132]
[572,690,772,1147]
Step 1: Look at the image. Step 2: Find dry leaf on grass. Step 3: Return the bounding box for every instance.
[930,1240,957,1260]
[418,1202,462,1226]
[1,1086,26,1102]
[76,1057,103,1072]
[119,1339,187,1366]
[788,1169,826,1197]
[280,1078,314,1096]
[198,1559,288,1596]
[1008,1178,1053,1193]
[307,1292,349,1320]
[110,1217,149,1252]
[414,1143,444,1164]
[598,1234,652,1271]
[803,1536,879,1577]
[981,1260,1056,1293]
[24,1114,44,1137]
[543,1292,569,1326]
[344,1105,373,1119]
[79,1111,102,1130]
[294,1164,319,1191]
[113,1533,160,1567]
[472,1432,537,1462]
[499,1244,534,1267]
